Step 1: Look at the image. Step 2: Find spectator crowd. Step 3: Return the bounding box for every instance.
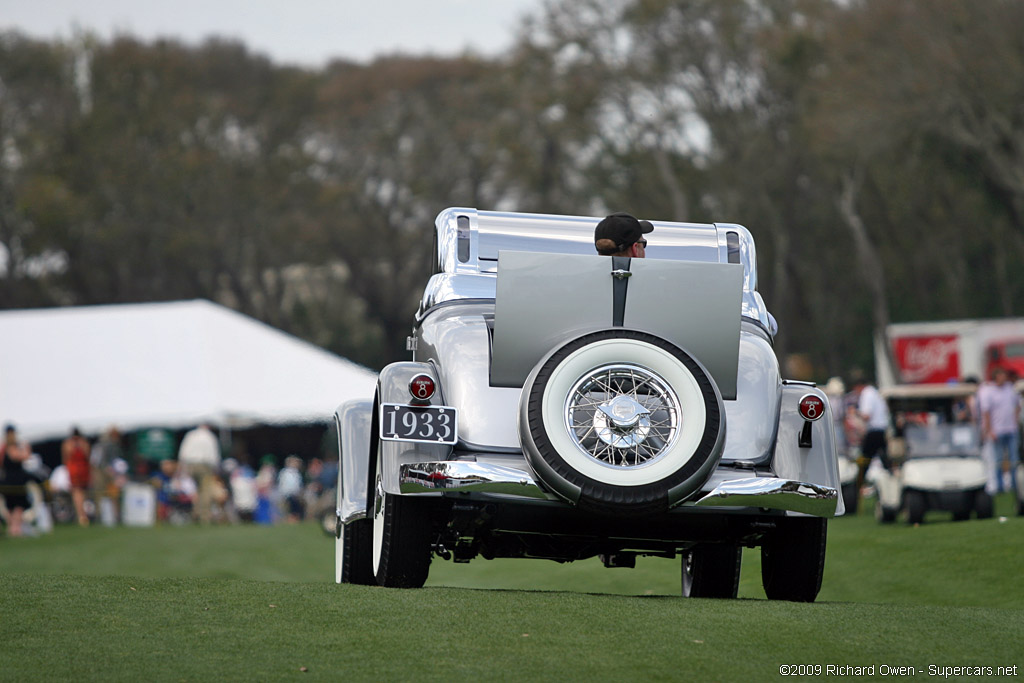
[0,421,338,537]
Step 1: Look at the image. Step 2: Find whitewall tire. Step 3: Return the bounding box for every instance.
[520,329,726,516]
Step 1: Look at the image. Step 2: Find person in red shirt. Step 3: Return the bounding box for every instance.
[62,427,91,526]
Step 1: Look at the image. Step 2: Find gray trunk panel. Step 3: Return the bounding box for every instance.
[490,251,743,398]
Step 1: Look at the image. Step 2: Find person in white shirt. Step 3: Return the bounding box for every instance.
[177,423,221,523]
[853,371,892,472]
[277,456,305,523]
[978,367,1021,495]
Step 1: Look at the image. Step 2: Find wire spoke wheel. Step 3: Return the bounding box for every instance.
[565,364,681,469]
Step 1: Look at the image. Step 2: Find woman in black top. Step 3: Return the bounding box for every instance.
[1,424,31,537]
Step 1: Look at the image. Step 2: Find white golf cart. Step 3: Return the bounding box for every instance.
[872,383,993,524]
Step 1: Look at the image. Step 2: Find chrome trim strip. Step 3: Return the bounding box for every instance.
[398,461,550,499]
[694,478,838,517]
[340,509,367,525]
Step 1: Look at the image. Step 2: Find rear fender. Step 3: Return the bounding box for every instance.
[335,399,373,524]
[377,362,454,496]
[772,383,845,516]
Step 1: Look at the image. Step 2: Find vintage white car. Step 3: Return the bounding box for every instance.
[334,208,843,601]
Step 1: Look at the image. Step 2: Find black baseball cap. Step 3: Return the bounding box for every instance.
[594,212,654,253]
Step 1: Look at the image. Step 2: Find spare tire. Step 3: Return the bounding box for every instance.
[519,329,726,516]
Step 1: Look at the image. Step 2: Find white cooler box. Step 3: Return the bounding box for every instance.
[121,482,156,527]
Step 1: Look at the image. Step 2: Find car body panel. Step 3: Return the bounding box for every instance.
[490,251,744,398]
[375,362,453,496]
[773,383,845,515]
[335,399,373,524]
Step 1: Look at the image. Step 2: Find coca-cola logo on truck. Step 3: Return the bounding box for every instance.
[893,335,960,383]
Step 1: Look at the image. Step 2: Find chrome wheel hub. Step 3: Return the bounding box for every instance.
[595,395,652,448]
[565,364,681,468]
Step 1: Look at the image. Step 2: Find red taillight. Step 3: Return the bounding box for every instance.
[798,394,825,421]
[409,374,436,402]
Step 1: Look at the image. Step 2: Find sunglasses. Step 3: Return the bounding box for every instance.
[636,239,648,248]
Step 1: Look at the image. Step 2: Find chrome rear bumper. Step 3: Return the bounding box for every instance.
[399,461,838,516]
[695,478,837,517]
[399,461,550,499]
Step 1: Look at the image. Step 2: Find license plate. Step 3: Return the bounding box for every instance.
[380,403,458,445]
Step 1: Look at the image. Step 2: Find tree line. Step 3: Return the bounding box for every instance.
[2,0,1022,377]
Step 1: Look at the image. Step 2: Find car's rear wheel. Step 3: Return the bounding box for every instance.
[905,489,927,525]
[681,544,741,599]
[519,329,726,516]
[761,517,827,602]
[371,448,432,588]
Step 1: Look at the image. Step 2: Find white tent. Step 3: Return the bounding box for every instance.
[0,300,378,442]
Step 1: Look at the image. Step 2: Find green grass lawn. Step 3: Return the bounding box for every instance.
[2,495,1022,681]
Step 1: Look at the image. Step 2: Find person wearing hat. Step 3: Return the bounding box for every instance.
[594,212,654,257]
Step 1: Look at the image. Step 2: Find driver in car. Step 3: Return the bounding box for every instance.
[594,212,654,258]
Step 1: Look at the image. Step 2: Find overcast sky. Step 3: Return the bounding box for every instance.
[0,0,544,67]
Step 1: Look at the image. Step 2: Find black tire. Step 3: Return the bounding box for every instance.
[371,447,433,588]
[841,482,859,516]
[905,489,927,525]
[974,489,994,520]
[951,491,973,522]
[761,517,827,602]
[1016,465,1024,516]
[519,329,726,516]
[875,499,897,524]
[337,518,375,585]
[681,544,741,599]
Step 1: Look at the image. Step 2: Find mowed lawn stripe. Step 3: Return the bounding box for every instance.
[2,573,1021,681]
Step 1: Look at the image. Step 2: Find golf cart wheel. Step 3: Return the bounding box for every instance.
[974,489,994,520]
[519,329,725,516]
[905,489,927,525]
[761,516,827,603]
[874,499,897,524]
[951,491,973,522]
[681,544,741,599]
